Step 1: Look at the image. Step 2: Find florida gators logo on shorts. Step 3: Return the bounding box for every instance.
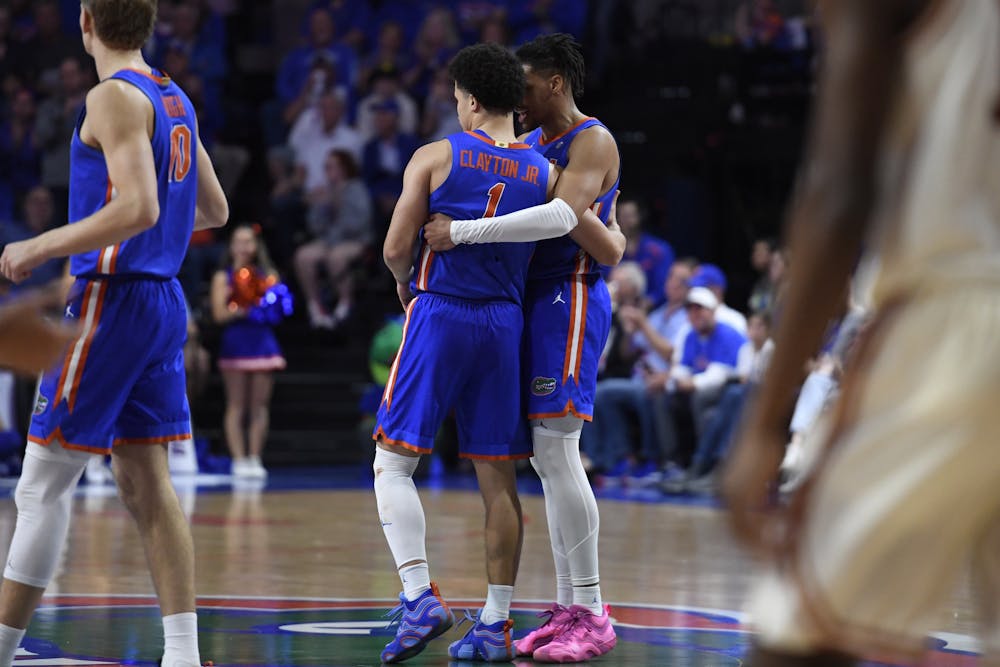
[33,395,49,417]
[531,377,557,396]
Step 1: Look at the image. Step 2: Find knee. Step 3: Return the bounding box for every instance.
[532,416,583,438]
[114,462,163,520]
[373,446,420,481]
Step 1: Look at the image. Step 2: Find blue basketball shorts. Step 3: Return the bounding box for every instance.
[373,294,531,459]
[29,276,191,454]
[523,274,612,421]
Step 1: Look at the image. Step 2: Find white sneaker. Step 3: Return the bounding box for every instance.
[85,456,113,485]
[246,456,268,480]
[232,458,251,478]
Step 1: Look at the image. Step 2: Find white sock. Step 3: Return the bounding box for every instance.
[480,584,514,625]
[399,562,431,602]
[573,584,604,615]
[0,623,25,665]
[373,449,428,580]
[531,455,573,606]
[162,612,200,665]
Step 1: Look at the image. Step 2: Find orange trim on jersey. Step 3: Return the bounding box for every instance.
[463,131,532,150]
[416,246,435,292]
[372,426,431,455]
[538,116,595,146]
[97,180,119,274]
[113,433,192,446]
[527,401,593,423]
[67,281,108,412]
[381,297,418,411]
[561,254,589,383]
[30,427,112,455]
[123,68,171,86]
[459,451,534,461]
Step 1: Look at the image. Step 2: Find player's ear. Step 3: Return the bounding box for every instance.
[550,74,564,97]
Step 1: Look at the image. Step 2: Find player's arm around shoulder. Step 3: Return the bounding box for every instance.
[383,139,450,283]
[562,126,625,265]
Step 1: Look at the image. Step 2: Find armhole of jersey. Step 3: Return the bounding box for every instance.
[110,74,159,143]
[428,137,455,199]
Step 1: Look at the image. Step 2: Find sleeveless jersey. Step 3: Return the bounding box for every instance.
[416,129,551,304]
[69,68,198,278]
[523,117,620,281]
[867,0,1000,305]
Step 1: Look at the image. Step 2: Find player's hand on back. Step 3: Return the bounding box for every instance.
[0,286,81,375]
[423,214,456,252]
[0,239,43,284]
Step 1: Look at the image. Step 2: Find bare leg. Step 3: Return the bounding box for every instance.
[293,240,328,320]
[112,444,195,617]
[246,372,274,460]
[221,369,249,462]
[325,241,364,315]
[471,459,523,585]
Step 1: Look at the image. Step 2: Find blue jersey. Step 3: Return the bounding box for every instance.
[69,68,198,278]
[523,117,620,281]
[417,130,550,304]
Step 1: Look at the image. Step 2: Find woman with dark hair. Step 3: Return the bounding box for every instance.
[293,148,373,328]
[211,224,287,480]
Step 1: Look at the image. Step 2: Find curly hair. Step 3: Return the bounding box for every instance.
[447,43,525,115]
[81,0,157,51]
[515,33,586,100]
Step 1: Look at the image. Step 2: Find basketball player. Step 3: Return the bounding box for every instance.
[422,33,621,663]
[0,289,79,376]
[372,42,557,664]
[0,1,228,665]
[722,0,1000,665]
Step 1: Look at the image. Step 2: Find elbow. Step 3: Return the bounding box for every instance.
[383,244,407,268]
[596,243,625,267]
[135,198,159,230]
[211,197,230,229]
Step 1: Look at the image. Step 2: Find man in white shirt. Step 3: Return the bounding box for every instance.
[288,89,363,192]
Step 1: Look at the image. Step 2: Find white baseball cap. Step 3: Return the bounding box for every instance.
[685,286,719,310]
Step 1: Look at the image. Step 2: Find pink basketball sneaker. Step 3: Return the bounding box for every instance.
[513,603,572,656]
[531,604,616,663]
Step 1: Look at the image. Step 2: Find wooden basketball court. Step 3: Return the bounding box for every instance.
[0,470,981,665]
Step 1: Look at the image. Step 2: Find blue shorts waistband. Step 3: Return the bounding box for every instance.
[76,272,174,283]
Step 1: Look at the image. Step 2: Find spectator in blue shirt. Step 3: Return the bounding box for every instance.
[0,186,64,291]
[362,99,419,225]
[277,8,359,126]
[620,197,674,308]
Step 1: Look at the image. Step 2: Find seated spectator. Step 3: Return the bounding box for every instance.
[355,66,419,141]
[420,67,463,141]
[277,7,359,127]
[0,87,41,220]
[8,0,84,93]
[664,310,774,494]
[0,186,64,290]
[479,15,511,48]
[658,286,747,479]
[580,262,649,478]
[507,0,588,43]
[362,99,419,224]
[358,22,412,93]
[619,197,674,308]
[294,149,373,329]
[748,236,777,313]
[687,263,748,334]
[289,89,363,193]
[308,0,372,53]
[35,56,89,221]
[403,7,459,100]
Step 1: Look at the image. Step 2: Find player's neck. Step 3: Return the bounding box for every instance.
[541,105,587,142]
[92,44,148,82]
[469,115,516,144]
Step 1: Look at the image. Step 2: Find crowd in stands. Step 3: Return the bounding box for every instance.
[0,0,837,493]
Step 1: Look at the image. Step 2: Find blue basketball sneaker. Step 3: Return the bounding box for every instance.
[447,611,514,662]
[381,582,455,663]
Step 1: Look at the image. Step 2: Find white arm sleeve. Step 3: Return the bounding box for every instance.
[449,198,578,245]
